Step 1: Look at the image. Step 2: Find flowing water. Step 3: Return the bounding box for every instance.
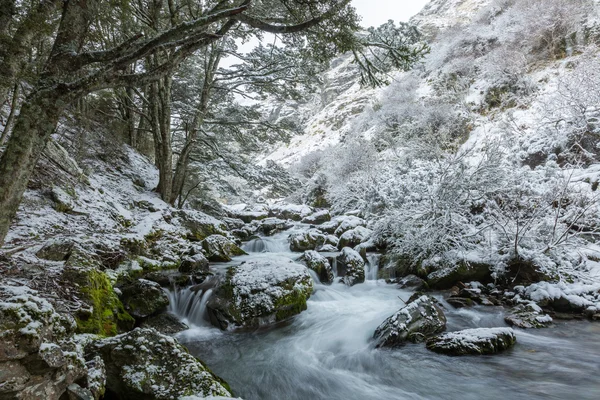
[170,227,600,400]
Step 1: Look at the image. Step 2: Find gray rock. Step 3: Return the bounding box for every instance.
[426,328,516,355]
[289,229,338,252]
[140,313,189,335]
[301,210,331,225]
[43,139,84,178]
[337,247,365,286]
[338,226,372,249]
[207,257,313,330]
[427,261,492,289]
[260,217,293,235]
[303,250,334,283]
[374,295,446,347]
[504,303,552,328]
[179,253,209,274]
[90,328,232,399]
[201,235,247,262]
[120,279,170,319]
[36,238,77,261]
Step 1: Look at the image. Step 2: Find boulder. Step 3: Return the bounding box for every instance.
[398,275,428,291]
[333,216,366,236]
[336,247,365,286]
[43,139,84,178]
[426,261,492,290]
[0,285,89,400]
[51,186,76,213]
[289,229,338,252]
[179,254,209,274]
[140,314,189,335]
[426,328,516,356]
[260,217,293,235]
[207,257,313,330]
[61,266,134,336]
[373,295,446,348]
[90,328,232,399]
[317,244,338,252]
[301,210,331,225]
[269,203,313,221]
[318,218,344,234]
[303,250,335,283]
[504,303,552,329]
[338,226,373,249]
[120,279,170,319]
[36,238,77,261]
[175,210,229,241]
[201,235,247,262]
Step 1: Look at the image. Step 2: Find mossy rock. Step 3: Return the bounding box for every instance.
[302,250,334,284]
[426,328,516,356]
[207,257,313,330]
[426,261,492,290]
[62,266,134,336]
[89,328,232,399]
[201,235,247,262]
[120,279,170,320]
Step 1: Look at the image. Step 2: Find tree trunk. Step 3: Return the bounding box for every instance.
[0,91,65,244]
[150,76,173,201]
[0,82,19,145]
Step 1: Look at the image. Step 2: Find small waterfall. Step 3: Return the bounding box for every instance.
[168,285,215,327]
[366,254,380,281]
[331,257,339,278]
[242,237,290,253]
[307,268,322,284]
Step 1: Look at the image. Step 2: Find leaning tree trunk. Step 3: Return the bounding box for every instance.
[0,91,65,244]
[150,76,174,201]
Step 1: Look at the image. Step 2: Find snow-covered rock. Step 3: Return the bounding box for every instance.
[336,247,366,286]
[302,250,334,284]
[288,229,338,252]
[374,295,447,348]
[259,217,293,235]
[91,328,231,399]
[333,216,366,236]
[301,209,331,225]
[426,327,516,355]
[201,235,247,262]
[206,257,313,329]
[120,279,170,320]
[338,226,373,249]
[504,303,552,329]
[269,203,314,221]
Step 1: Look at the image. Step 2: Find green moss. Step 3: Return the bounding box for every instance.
[274,288,308,322]
[69,268,134,336]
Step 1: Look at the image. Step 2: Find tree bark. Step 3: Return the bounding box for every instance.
[0,91,65,244]
[0,82,19,145]
[150,76,174,200]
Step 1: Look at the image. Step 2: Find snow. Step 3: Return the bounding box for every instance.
[435,327,515,345]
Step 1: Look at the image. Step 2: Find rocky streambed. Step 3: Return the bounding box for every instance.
[166,221,600,400]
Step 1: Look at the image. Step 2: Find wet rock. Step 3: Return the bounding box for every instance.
[337,247,365,286]
[446,297,475,308]
[221,217,246,230]
[179,253,209,274]
[90,328,232,399]
[398,275,427,291]
[175,210,229,241]
[260,217,294,235]
[505,303,552,328]
[426,328,516,356]
[140,314,189,335]
[374,295,446,347]
[289,229,338,252]
[303,250,335,284]
[201,235,247,262]
[65,383,95,400]
[207,257,313,330]
[36,238,77,261]
[337,226,373,249]
[120,279,170,320]
[427,261,492,290]
[301,210,331,225]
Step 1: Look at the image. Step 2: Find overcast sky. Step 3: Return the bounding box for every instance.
[352,0,430,26]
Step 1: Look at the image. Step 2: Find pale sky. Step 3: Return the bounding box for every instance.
[352,0,431,27]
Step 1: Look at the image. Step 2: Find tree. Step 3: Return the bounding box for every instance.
[0,0,363,246]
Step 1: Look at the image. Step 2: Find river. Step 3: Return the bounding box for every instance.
[171,227,600,400]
